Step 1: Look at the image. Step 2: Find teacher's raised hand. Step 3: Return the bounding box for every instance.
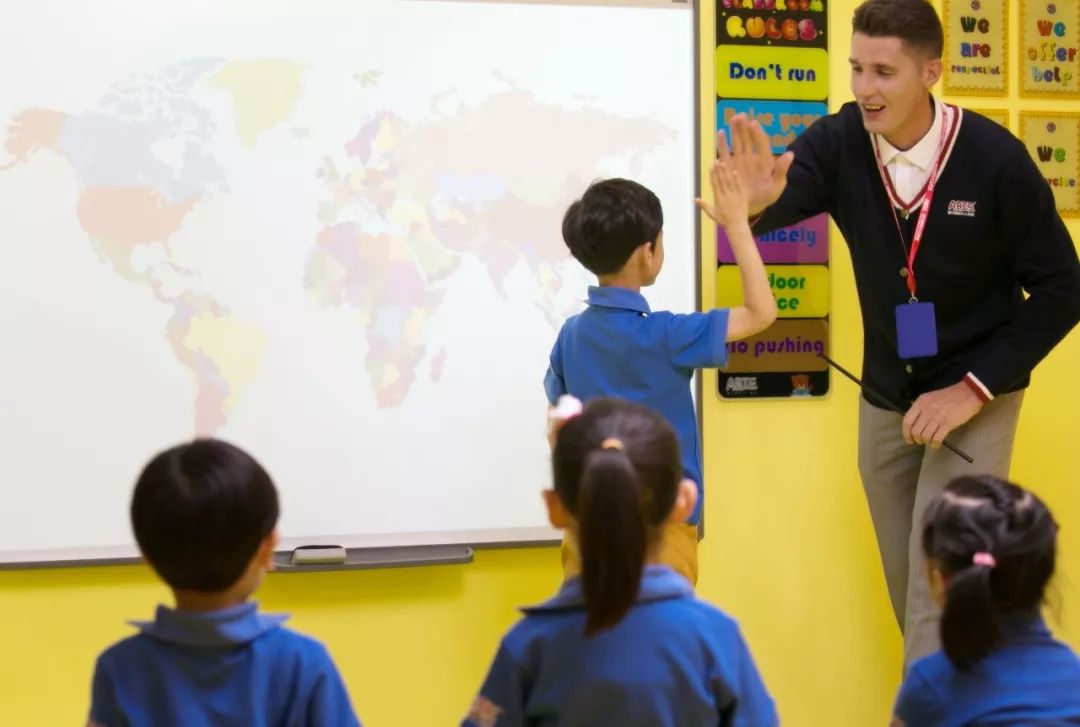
[715,114,794,217]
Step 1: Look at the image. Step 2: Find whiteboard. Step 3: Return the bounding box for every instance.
[0,0,698,564]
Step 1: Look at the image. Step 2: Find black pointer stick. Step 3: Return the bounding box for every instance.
[817,352,974,464]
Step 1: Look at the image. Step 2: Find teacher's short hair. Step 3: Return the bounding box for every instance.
[853,0,944,59]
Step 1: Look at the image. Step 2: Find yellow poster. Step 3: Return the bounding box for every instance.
[1020,0,1080,98]
[944,0,1008,96]
[1020,112,1080,215]
[716,264,830,318]
[715,46,829,101]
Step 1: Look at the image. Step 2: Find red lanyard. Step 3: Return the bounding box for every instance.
[873,109,952,301]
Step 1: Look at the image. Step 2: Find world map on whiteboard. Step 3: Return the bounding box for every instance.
[0,0,695,554]
[2,58,673,431]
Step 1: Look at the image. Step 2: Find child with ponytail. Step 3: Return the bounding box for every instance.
[463,397,776,727]
[893,475,1080,726]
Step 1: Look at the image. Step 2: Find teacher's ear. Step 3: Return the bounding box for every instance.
[921,56,943,89]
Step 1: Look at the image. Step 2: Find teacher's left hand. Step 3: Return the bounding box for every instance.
[902,381,984,449]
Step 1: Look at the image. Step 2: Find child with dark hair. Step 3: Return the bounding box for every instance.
[87,439,361,727]
[892,475,1080,726]
[546,159,777,585]
[464,397,777,727]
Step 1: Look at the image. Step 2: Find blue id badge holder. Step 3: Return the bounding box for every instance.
[896,299,938,359]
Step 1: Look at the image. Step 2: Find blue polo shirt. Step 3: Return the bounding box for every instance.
[88,602,361,727]
[544,286,730,524]
[894,614,1080,726]
[463,565,777,727]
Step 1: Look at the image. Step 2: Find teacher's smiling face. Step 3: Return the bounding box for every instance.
[849,32,942,149]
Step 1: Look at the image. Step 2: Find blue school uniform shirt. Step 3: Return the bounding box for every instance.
[462,565,777,727]
[544,286,730,524]
[894,614,1080,726]
[88,602,361,727]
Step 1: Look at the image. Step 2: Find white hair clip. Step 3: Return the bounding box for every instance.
[548,395,584,423]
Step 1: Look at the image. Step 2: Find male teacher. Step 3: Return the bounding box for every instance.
[724,0,1080,666]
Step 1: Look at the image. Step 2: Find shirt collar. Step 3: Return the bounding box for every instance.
[999,610,1051,640]
[522,565,693,614]
[131,602,288,647]
[586,285,651,314]
[875,96,945,170]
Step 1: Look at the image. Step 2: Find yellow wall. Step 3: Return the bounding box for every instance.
[698,0,1080,724]
[1,2,1077,725]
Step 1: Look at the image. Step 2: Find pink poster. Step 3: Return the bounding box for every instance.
[717,213,829,264]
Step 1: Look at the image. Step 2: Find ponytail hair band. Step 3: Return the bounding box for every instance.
[973,552,997,568]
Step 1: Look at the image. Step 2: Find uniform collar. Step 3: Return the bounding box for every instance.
[131,602,287,647]
[875,96,945,170]
[999,610,1051,640]
[522,565,692,614]
[586,285,651,314]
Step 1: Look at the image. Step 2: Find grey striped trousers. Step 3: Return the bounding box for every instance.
[857,390,1024,669]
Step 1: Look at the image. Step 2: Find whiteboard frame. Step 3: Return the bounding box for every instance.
[0,0,702,568]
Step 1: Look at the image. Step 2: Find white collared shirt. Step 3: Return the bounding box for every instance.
[874,97,946,205]
[870,99,993,401]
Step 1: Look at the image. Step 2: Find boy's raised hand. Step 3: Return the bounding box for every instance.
[695,159,748,230]
[696,118,793,219]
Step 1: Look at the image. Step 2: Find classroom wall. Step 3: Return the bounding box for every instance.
[697,0,1080,724]
[1,1,1077,725]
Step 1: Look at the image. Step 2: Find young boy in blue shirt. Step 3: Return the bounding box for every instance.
[87,439,361,727]
[546,159,777,584]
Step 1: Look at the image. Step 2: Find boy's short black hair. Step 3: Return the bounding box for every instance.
[562,179,663,276]
[131,438,279,592]
[853,0,944,58]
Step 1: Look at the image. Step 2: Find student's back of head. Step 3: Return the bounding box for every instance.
[561,179,663,277]
[89,439,362,727]
[893,476,1080,726]
[922,475,1058,669]
[132,438,279,593]
[465,397,777,727]
[551,397,688,634]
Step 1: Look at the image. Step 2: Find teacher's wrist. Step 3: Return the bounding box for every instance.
[961,372,994,404]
